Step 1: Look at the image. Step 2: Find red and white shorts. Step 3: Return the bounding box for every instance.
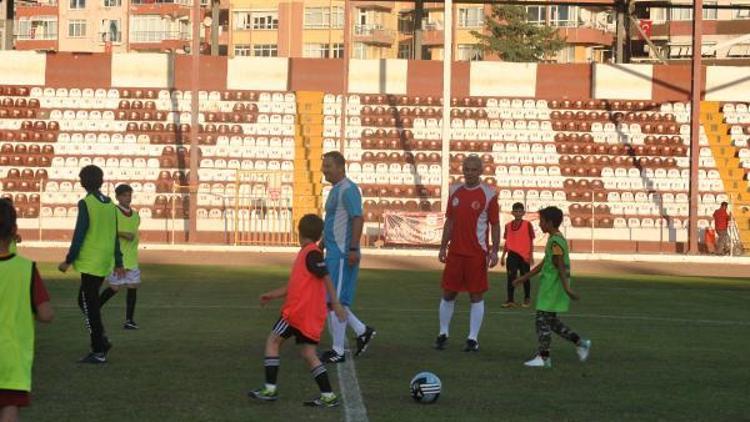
[441,252,489,294]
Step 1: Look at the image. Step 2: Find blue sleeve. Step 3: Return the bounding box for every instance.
[65,200,89,264]
[343,186,363,218]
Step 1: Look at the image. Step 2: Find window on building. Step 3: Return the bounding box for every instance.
[234,12,251,30]
[304,43,329,57]
[526,6,547,24]
[458,7,483,27]
[16,17,58,40]
[252,11,278,30]
[331,43,343,58]
[670,4,716,21]
[526,5,577,26]
[103,0,120,7]
[556,45,576,63]
[737,7,750,19]
[456,44,483,61]
[727,44,750,57]
[130,16,166,42]
[398,43,412,59]
[302,43,344,58]
[253,44,277,56]
[68,19,86,37]
[353,42,366,59]
[69,0,85,9]
[704,2,718,20]
[398,13,413,34]
[234,44,252,56]
[649,7,667,22]
[100,19,121,42]
[305,7,330,28]
[668,43,716,58]
[332,7,344,28]
[553,5,576,26]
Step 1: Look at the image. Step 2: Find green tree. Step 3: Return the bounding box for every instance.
[471,5,566,62]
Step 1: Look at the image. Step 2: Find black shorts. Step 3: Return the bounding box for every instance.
[271,317,318,345]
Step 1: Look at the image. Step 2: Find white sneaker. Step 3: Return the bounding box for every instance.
[524,354,552,368]
[576,339,592,362]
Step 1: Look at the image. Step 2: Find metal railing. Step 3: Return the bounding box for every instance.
[130,0,191,5]
[130,31,190,43]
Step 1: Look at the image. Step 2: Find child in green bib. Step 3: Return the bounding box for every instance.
[58,165,125,364]
[0,199,53,421]
[99,184,142,330]
[513,206,591,368]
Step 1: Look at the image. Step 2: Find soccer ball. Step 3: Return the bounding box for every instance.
[410,371,441,404]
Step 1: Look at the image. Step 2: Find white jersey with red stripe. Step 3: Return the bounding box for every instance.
[445,183,499,256]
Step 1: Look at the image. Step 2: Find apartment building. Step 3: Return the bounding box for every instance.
[226,1,615,62]
[632,0,750,62]
[13,0,230,53]
[18,0,750,64]
[1,0,11,49]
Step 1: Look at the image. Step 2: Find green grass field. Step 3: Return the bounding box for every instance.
[24,262,750,421]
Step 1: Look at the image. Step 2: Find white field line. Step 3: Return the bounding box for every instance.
[337,339,369,422]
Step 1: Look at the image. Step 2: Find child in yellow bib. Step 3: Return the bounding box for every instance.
[99,184,142,330]
[58,165,124,364]
[513,206,591,368]
[0,199,53,422]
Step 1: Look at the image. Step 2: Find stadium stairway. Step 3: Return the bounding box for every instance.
[292,91,325,227]
[702,101,750,252]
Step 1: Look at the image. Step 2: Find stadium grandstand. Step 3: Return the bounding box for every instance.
[0,0,749,256]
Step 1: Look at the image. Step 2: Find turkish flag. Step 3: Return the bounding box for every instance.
[638,19,653,39]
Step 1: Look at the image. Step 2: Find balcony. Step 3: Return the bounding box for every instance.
[650,20,750,38]
[354,24,395,46]
[129,30,191,50]
[98,31,123,44]
[130,0,192,17]
[557,26,614,46]
[15,2,58,17]
[130,30,190,43]
[353,2,392,12]
[14,30,57,51]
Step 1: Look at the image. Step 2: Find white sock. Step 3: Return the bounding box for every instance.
[329,310,347,355]
[439,299,455,336]
[468,301,485,341]
[345,306,367,336]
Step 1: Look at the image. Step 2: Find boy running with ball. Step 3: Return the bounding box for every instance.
[513,206,591,368]
[248,214,347,407]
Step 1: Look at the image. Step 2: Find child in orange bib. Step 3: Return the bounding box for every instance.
[248,214,347,408]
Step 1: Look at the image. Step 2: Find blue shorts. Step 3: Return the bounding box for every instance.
[326,253,360,307]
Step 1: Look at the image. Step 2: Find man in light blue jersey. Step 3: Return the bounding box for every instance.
[319,151,375,364]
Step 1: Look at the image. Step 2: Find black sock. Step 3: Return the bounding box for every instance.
[99,287,117,306]
[311,364,332,393]
[264,357,280,385]
[126,288,137,321]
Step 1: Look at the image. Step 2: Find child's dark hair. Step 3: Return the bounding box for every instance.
[298,214,324,241]
[0,198,17,241]
[79,165,104,192]
[720,201,729,207]
[539,206,563,228]
[115,184,133,196]
[512,202,525,211]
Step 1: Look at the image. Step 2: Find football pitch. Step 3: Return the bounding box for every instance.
[26,262,749,421]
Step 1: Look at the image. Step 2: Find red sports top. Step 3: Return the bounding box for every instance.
[713,208,729,230]
[281,243,327,341]
[504,220,535,263]
[446,183,499,256]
